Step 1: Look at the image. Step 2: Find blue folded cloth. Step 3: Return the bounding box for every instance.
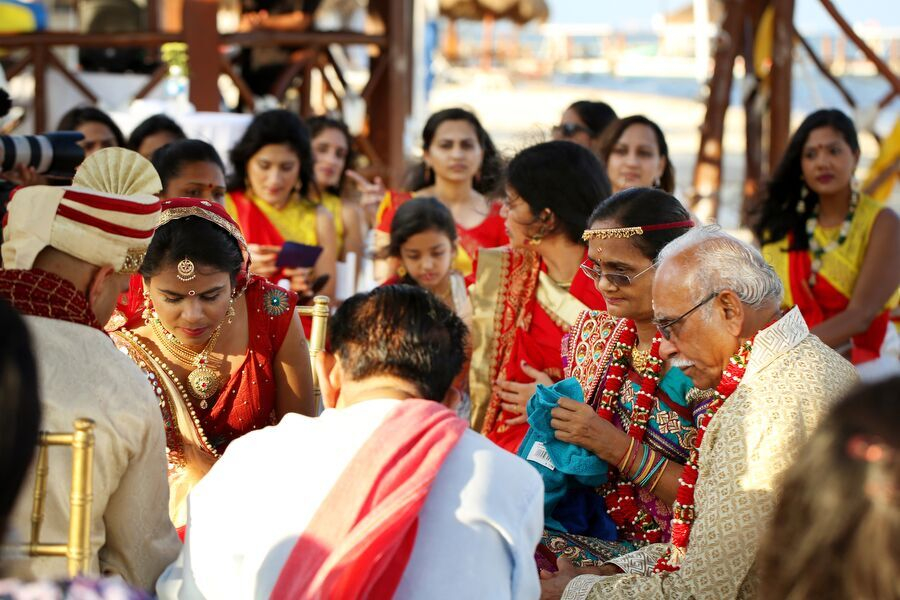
[517,377,616,538]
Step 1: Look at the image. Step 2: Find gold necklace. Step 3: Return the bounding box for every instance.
[149,314,224,407]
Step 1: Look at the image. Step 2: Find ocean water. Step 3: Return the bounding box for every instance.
[551,72,899,131]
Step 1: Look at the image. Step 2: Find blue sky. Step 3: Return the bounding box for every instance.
[548,0,900,31]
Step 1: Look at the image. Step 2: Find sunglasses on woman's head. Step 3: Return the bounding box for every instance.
[552,123,593,138]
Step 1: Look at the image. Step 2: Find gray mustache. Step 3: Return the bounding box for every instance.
[669,357,695,369]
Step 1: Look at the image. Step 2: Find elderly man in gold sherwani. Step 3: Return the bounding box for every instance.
[542,226,858,600]
[0,149,180,591]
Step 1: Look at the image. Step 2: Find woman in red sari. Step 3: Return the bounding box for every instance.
[755,109,900,364]
[111,198,314,532]
[373,108,507,281]
[470,141,611,453]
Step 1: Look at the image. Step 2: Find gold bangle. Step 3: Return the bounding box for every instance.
[648,459,669,493]
[617,437,636,472]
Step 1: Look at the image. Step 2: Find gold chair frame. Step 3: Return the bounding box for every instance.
[297,295,329,410]
[10,418,96,577]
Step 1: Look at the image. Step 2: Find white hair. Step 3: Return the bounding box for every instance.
[656,225,783,308]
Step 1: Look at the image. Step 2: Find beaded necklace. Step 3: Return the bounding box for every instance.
[118,329,220,458]
[806,189,858,286]
[654,337,754,572]
[594,320,665,543]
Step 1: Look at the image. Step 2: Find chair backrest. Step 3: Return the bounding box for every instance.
[7,418,96,577]
[296,295,329,410]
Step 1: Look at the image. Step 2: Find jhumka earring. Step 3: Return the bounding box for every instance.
[797,181,809,214]
[177,258,196,282]
[225,297,236,325]
[142,290,153,321]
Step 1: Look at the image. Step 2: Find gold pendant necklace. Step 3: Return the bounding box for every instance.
[631,347,650,373]
[149,315,224,408]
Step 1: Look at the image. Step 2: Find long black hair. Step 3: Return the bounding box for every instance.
[589,187,692,260]
[507,140,612,244]
[0,300,42,539]
[140,217,244,286]
[752,109,860,249]
[56,106,126,147]
[406,108,503,196]
[567,100,618,139]
[600,115,675,193]
[127,114,186,153]
[151,139,226,194]
[307,115,355,195]
[228,109,315,198]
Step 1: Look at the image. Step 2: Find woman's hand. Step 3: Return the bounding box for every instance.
[345,169,385,226]
[282,266,313,296]
[495,361,553,426]
[550,397,623,458]
[1,165,47,187]
[247,244,280,279]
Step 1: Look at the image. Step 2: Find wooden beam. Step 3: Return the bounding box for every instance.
[134,64,170,100]
[819,0,900,94]
[689,0,744,219]
[793,25,855,107]
[4,50,33,80]
[0,31,181,48]
[769,0,795,173]
[367,0,413,188]
[741,1,766,225]
[218,55,256,111]
[223,30,386,48]
[46,50,98,104]
[182,0,220,111]
[33,47,47,132]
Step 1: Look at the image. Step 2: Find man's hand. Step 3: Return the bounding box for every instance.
[539,558,623,600]
[496,361,553,426]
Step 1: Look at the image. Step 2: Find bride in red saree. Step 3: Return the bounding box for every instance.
[470,141,610,453]
[111,199,314,532]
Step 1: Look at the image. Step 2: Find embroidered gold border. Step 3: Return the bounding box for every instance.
[535,271,589,329]
[468,247,507,432]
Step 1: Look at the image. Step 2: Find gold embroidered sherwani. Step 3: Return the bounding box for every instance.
[562,307,858,600]
[7,317,181,591]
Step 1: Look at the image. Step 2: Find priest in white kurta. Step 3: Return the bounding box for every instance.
[157,285,545,600]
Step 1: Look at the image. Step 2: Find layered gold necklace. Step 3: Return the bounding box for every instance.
[149,315,225,408]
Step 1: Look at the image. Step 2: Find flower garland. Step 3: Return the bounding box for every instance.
[654,337,754,572]
[806,189,858,286]
[595,320,665,543]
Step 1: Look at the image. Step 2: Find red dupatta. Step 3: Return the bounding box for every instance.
[786,235,888,363]
[271,401,466,600]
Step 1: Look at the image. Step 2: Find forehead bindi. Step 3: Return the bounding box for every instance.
[803,127,846,152]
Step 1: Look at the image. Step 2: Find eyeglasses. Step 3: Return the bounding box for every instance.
[653,292,718,340]
[552,122,593,139]
[580,260,654,288]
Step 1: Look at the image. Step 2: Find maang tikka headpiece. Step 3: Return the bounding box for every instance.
[177,257,196,282]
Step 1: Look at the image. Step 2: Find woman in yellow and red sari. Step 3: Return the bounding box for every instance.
[225,110,338,301]
[372,108,508,282]
[756,109,900,364]
[470,141,610,453]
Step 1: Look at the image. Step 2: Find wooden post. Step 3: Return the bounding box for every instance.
[741,0,766,225]
[768,0,794,173]
[689,0,744,220]
[33,47,47,132]
[183,0,220,112]
[367,0,412,188]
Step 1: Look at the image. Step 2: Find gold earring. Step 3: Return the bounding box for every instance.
[225,297,236,324]
[142,290,153,321]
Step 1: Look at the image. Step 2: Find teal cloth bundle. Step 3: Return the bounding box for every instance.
[516,377,610,533]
